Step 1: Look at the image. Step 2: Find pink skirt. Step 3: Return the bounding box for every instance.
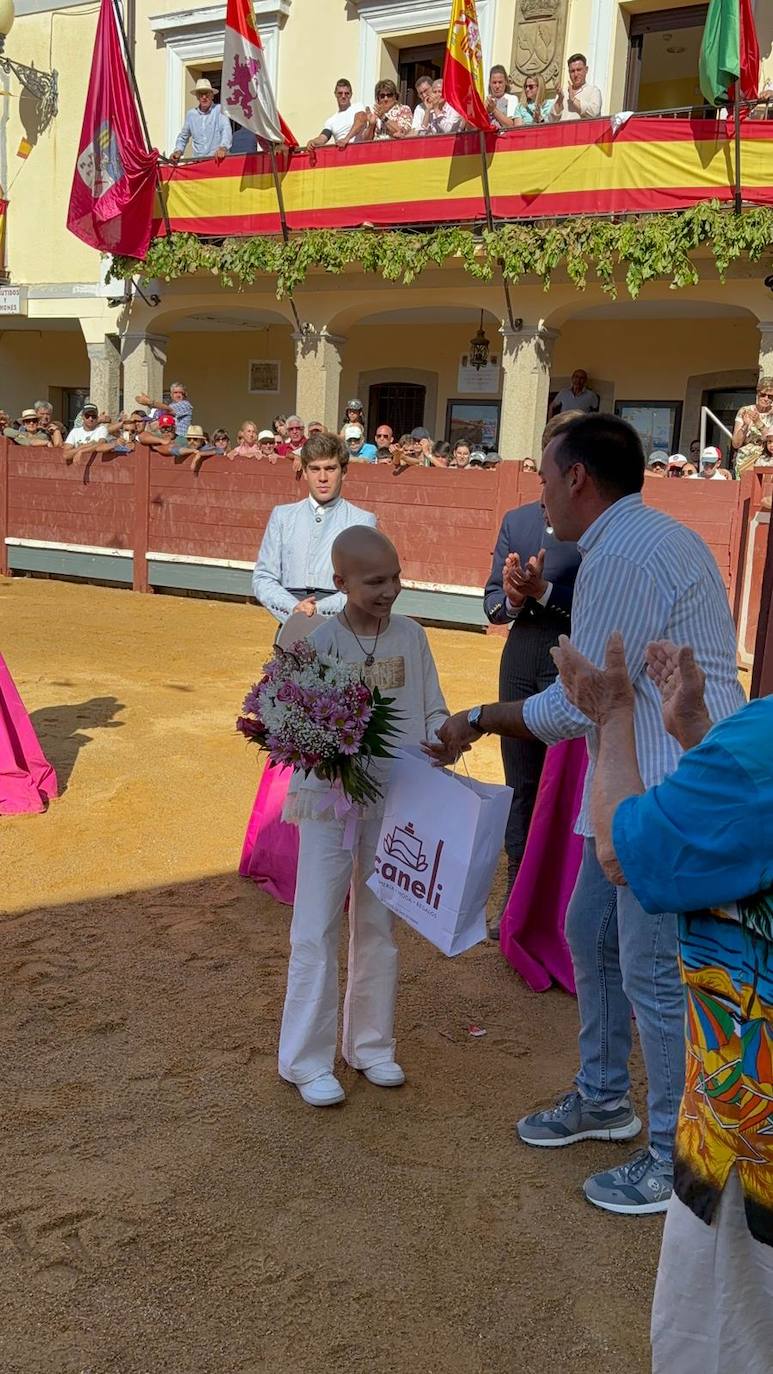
[238,761,299,906]
[0,653,58,815]
[499,738,587,994]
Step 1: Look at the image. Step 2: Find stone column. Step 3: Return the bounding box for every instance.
[293,329,345,432]
[121,332,168,410]
[499,323,558,461]
[86,336,121,417]
[758,322,773,379]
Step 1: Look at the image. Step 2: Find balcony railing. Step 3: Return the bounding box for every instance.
[155,112,773,239]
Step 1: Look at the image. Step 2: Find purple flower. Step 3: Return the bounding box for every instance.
[236,714,265,741]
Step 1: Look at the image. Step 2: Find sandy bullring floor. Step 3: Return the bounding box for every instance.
[1,576,660,1374]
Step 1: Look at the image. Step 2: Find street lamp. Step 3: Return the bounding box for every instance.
[0,0,58,123]
[469,310,491,371]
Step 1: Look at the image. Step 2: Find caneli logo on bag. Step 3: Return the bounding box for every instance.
[375,822,444,909]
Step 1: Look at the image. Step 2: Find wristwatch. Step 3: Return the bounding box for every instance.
[467,705,487,735]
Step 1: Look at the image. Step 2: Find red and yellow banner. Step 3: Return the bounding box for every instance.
[444,0,489,132]
[154,118,773,238]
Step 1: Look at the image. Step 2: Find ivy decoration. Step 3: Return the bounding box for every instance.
[109,202,773,302]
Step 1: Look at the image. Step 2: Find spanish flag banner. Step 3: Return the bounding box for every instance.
[443,0,489,133]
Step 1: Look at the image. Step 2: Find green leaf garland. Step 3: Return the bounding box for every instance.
[110,202,773,302]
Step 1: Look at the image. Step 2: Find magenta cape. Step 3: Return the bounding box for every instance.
[0,654,58,815]
[499,738,587,994]
[239,760,298,905]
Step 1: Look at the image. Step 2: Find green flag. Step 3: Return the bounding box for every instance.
[699,0,740,106]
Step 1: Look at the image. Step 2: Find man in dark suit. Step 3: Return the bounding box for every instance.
[484,499,581,936]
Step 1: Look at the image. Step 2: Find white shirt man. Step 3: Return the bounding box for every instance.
[307,80,368,150]
[689,447,730,479]
[548,54,602,123]
[65,405,109,445]
[172,79,232,161]
[411,76,434,133]
[549,370,599,417]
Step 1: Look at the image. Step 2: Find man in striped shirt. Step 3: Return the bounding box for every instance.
[424,413,745,1216]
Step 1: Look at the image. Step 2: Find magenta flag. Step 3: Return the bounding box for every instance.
[67,0,159,258]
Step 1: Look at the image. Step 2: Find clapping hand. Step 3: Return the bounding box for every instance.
[645,641,710,751]
[551,632,634,726]
[504,548,547,604]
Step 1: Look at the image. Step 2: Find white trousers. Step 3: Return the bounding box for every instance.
[278,817,398,1084]
[651,1171,773,1374]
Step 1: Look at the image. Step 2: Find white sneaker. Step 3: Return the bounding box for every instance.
[362,1062,406,1088]
[296,1073,345,1107]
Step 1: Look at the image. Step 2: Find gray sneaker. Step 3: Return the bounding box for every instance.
[583,1147,673,1215]
[516,1089,642,1148]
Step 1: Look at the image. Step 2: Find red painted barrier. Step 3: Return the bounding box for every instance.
[0,441,767,641]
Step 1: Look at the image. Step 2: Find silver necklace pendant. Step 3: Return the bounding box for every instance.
[365,654,375,667]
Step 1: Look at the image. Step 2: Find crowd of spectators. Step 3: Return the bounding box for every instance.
[5,371,771,480]
[170,55,605,163]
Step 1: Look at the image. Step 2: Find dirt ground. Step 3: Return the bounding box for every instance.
[1,577,660,1374]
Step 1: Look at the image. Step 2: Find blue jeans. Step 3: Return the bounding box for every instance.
[564,838,685,1159]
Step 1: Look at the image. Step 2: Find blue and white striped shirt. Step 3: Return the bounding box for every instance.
[522,493,745,836]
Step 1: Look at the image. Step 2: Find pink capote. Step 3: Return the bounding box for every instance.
[239,760,298,905]
[0,654,58,815]
[499,737,588,994]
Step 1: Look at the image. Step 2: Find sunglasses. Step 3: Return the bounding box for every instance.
[260,438,276,445]
[376,433,391,439]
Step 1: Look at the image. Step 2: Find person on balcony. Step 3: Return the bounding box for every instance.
[411,75,435,133]
[343,424,377,462]
[515,74,553,126]
[423,78,464,135]
[732,378,773,474]
[547,54,602,123]
[170,79,231,163]
[486,65,522,132]
[306,78,368,152]
[135,382,193,440]
[363,80,414,141]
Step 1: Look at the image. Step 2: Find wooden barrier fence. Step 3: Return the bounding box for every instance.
[0,440,768,646]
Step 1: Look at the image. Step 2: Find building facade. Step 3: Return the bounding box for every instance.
[1,0,773,455]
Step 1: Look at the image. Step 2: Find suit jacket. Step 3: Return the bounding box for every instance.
[484,500,581,626]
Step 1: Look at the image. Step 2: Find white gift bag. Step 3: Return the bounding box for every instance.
[366,747,513,957]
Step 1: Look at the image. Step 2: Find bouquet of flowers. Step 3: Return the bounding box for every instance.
[236,640,400,805]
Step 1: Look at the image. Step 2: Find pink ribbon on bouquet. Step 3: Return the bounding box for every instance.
[312,782,360,850]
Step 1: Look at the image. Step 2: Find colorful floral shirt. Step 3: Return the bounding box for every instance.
[613,698,773,1246]
[376,104,414,139]
[734,404,772,473]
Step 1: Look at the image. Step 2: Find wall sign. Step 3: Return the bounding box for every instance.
[0,286,28,316]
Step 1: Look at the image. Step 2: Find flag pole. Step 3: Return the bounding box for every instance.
[478,129,517,332]
[269,142,305,336]
[733,85,742,216]
[110,0,172,239]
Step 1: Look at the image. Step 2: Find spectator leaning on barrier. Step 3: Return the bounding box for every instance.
[451,440,472,468]
[364,80,414,141]
[285,416,306,456]
[171,78,231,162]
[422,78,464,135]
[306,78,368,151]
[690,445,731,479]
[374,423,394,460]
[646,452,668,477]
[5,407,51,446]
[65,402,109,448]
[548,53,602,123]
[522,456,538,472]
[135,382,193,439]
[515,74,553,125]
[343,423,377,462]
[486,65,522,131]
[549,369,599,417]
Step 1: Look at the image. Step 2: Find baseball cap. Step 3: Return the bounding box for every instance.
[410,426,431,441]
[700,445,722,464]
[82,403,99,416]
[186,424,205,439]
[483,451,502,466]
[346,399,363,411]
[343,423,363,441]
[647,451,668,469]
[258,429,275,441]
[20,408,38,420]
[668,454,687,468]
[158,413,176,429]
[468,451,487,466]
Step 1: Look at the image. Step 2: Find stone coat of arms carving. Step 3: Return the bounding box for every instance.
[511,0,568,93]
